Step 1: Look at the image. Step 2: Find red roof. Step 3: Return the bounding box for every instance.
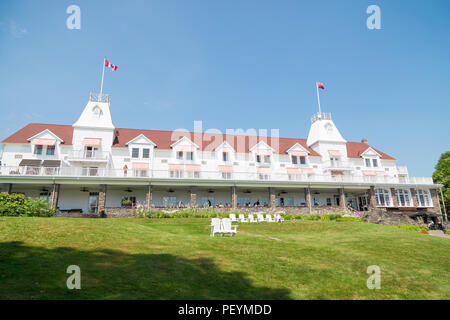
[1,123,74,145]
[346,142,395,160]
[1,123,395,159]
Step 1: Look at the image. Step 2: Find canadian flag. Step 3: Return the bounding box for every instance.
[317,82,325,90]
[105,59,118,71]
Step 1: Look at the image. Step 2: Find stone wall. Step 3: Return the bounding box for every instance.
[104,207,134,217]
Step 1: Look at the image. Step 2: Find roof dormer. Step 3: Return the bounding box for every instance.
[170,136,199,151]
[125,134,157,147]
[27,129,64,146]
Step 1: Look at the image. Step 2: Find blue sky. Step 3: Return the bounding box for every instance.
[0,0,449,176]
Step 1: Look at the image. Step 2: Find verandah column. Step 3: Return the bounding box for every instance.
[49,183,60,209]
[1,183,12,194]
[305,187,311,211]
[339,188,346,210]
[430,189,441,214]
[390,188,399,207]
[98,184,107,212]
[190,186,197,208]
[368,186,376,209]
[269,187,276,209]
[145,185,152,209]
[410,188,418,207]
[231,186,237,209]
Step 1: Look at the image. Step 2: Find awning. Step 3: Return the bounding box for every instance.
[362,170,377,176]
[286,168,301,174]
[185,164,201,172]
[331,170,344,175]
[255,149,272,156]
[257,167,271,174]
[218,165,233,173]
[169,164,184,171]
[174,145,195,152]
[376,171,388,176]
[82,138,101,146]
[31,138,56,146]
[328,150,341,157]
[132,162,149,170]
[19,159,42,166]
[290,150,308,157]
[42,160,61,167]
[302,168,315,175]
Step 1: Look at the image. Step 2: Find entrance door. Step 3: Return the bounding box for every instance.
[358,195,368,211]
[88,192,99,213]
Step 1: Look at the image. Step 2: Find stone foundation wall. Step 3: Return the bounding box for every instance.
[104,207,134,217]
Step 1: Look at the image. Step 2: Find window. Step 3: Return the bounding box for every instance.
[201,197,215,207]
[186,152,193,161]
[132,148,139,158]
[163,196,177,207]
[170,170,183,178]
[142,148,150,159]
[39,192,49,202]
[396,189,412,207]
[300,156,306,165]
[375,189,392,207]
[221,172,232,179]
[177,151,183,160]
[416,190,431,207]
[372,159,378,167]
[238,197,251,206]
[256,155,261,163]
[34,145,43,155]
[258,174,269,180]
[326,198,332,206]
[46,145,55,155]
[264,155,271,164]
[365,158,371,167]
[292,156,298,164]
[222,152,229,162]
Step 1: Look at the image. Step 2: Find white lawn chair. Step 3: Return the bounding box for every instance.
[229,213,238,223]
[257,213,265,222]
[221,218,238,236]
[274,214,284,222]
[248,213,257,223]
[210,218,223,236]
[265,214,274,222]
[238,214,248,223]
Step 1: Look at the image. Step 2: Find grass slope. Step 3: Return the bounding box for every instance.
[0,217,449,300]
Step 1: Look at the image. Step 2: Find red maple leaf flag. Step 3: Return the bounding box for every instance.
[317,82,325,90]
[105,59,118,71]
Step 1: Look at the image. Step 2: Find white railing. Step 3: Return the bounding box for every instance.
[397,166,408,175]
[67,150,109,160]
[0,166,435,186]
[322,160,354,170]
[90,92,110,103]
[311,112,332,123]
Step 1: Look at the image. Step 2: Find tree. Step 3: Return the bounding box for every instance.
[432,151,450,219]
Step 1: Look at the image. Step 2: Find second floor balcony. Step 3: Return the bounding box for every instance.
[67,150,109,161]
[0,165,435,186]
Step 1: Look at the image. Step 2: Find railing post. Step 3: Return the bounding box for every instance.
[231,186,237,209]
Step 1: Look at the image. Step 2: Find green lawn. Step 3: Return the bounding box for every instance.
[0,217,449,300]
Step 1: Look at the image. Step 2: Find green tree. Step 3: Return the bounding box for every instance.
[432,151,450,219]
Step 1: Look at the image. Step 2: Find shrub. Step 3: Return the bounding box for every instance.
[283,214,293,220]
[294,215,303,220]
[0,193,56,217]
[303,214,321,221]
[395,225,429,232]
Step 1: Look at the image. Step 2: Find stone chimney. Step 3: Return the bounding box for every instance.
[361,138,368,144]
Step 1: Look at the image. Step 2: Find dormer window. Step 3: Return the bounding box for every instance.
[46,145,55,156]
[264,155,271,164]
[292,156,306,165]
[222,152,229,162]
[256,155,261,163]
[372,159,378,167]
[132,148,139,158]
[365,159,371,167]
[186,152,193,161]
[142,148,150,159]
[365,158,379,168]
[34,145,43,155]
[177,151,183,160]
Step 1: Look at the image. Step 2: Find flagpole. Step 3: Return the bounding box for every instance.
[316,82,322,114]
[100,57,106,98]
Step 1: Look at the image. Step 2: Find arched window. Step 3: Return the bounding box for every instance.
[396,189,412,207]
[375,188,392,207]
[415,189,431,207]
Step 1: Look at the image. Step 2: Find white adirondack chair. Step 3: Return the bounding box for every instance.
[248,213,257,223]
[257,213,265,222]
[229,213,238,223]
[265,214,274,222]
[238,214,248,222]
[221,218,238,236]
[274,214,284,222]
[210,218,223,236]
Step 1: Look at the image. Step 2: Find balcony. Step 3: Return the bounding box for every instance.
[397,166,409,175]
[67,150,109,162]
[0,165,435,186]
[323,160,354,171]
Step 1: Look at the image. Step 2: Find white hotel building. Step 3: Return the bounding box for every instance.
[0,93,442,216]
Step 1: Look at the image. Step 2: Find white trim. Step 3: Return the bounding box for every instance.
[249,140,274,153]
[27,129,64,143]
[125,134,157,146]
[170,136,200,149]
[285,142,310,154]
